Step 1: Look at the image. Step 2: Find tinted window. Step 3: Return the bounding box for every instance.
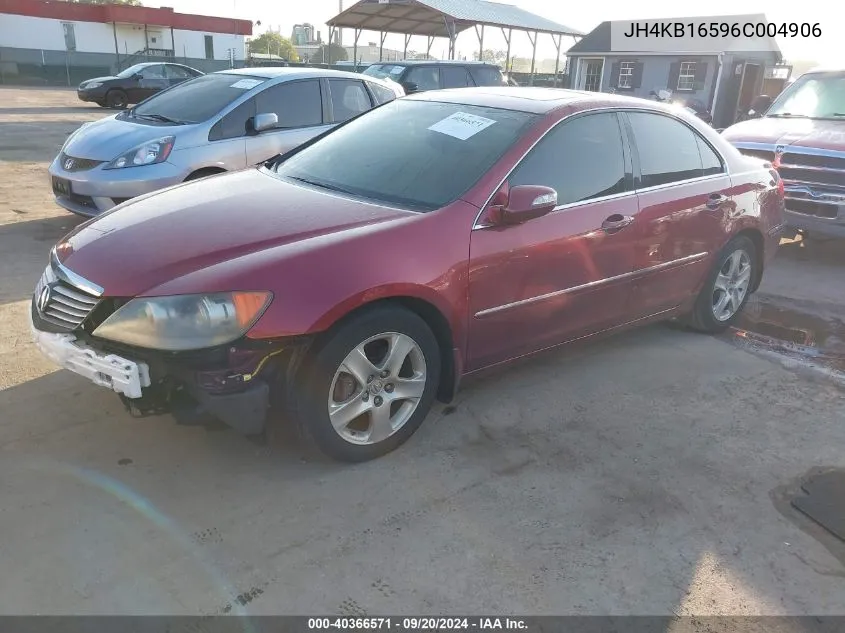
[628,112,703,187]
[362,64,405,81]
[133,73,268,123]
[329,79,372,123]
[696,136,723,176]
[509,113,627,205]
[139,65,165,79]
[442,66,472,88]
[275,100,537,211]
[405,66,439,91]
[165,65,193,79]
[468,66,504,86]
[255,80,322,128]
[368,81,397,104]
[209,98,255,141]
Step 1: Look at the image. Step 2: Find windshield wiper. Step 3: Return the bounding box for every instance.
[766,112,807,118]
[286,176,357,196]
[135,113,191,124]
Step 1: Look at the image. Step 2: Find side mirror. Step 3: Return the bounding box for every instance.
[252,112,278,133]
[400,81,419,93]
[494,185,557,225]
[133,73,143,80]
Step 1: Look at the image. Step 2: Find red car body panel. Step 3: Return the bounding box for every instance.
[55,89,784,384]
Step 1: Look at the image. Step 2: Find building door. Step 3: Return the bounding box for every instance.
[736,62,762,119]
[578,59,604,91]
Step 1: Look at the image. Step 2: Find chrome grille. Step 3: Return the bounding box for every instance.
[35,263,101,330]
[59,152,104,172]
[738,145,845,222]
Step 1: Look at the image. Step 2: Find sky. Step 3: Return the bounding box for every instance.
[143,0,843,66]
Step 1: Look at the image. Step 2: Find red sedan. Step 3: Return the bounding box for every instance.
[30,87,785,462]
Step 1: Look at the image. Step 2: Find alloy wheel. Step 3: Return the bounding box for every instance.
[711,248,752,322]
[327,332,427,445]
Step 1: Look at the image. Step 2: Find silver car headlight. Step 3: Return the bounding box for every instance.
[92,292,272,351]
[104,136,175,169]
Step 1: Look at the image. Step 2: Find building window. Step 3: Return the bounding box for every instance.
[582,59,603,92]
[204,35,214,60]
[618,61,635,89]
[677,61,696,91]
[62,23,76,52]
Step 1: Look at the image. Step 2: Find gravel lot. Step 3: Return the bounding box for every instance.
[1,87,844,616]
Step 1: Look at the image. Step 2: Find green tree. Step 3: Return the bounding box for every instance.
[247,32,299,62]
[472,49,506,64]
[311,43,348,63]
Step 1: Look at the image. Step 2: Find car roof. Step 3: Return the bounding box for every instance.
[217,67,380,81]
[405,86,697,116]
[370,60,500,67]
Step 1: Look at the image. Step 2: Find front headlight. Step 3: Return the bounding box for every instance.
[84,82,103,89]
[92,292,272,351]
[104,136,175,169]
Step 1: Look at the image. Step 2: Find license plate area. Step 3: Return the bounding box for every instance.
[52,176,72,196]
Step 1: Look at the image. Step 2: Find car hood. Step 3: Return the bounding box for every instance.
[62,115,178,161]
[56,169,414,297]
[722,116,845,152]
[81,76,118,85]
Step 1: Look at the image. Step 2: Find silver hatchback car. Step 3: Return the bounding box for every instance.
[49,67,404,216]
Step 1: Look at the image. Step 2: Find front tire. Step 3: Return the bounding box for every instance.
[290,306,441,462]
[686,235,757,333]
[105,89,128,109]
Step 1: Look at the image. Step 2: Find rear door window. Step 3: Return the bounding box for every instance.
[468,66,504,86]
[329,79,373,123]
[367,81,398,104]
[254,79,323,128]
[442,66,473,88]
[627,112,705,187]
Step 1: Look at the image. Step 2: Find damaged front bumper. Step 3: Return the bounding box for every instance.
[29,306,309,435]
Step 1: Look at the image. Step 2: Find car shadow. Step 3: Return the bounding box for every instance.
[1,119,102,162]
[0,106,105,115]
[0,214,84,307]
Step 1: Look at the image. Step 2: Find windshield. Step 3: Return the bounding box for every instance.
[767,72,845,119]
[116,64,150,79]
[273,99,538,211]
[363,64,406,81]
[132,73,268,123]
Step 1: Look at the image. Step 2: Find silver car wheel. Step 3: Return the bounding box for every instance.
[711,248,752,322]
[327,332,427,445]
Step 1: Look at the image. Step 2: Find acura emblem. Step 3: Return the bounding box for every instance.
[37,285,51,313]
[64,158,75,170]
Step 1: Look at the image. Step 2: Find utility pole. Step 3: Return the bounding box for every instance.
[337,0,342,46]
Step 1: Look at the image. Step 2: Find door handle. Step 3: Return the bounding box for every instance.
[601,214,635,232]
[706,193,728,210]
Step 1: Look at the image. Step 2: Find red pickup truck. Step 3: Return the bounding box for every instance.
[722,69,845,239]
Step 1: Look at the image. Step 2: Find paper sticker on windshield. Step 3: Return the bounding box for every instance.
[389,66,404,75]
[428,111,496,140]
[230,78,263,90]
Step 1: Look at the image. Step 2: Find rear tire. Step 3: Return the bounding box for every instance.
[686,235,757,334]
[289,305,441,462]
[105,89,128,109]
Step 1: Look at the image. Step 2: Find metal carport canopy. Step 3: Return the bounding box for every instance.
[327,0,584,83]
